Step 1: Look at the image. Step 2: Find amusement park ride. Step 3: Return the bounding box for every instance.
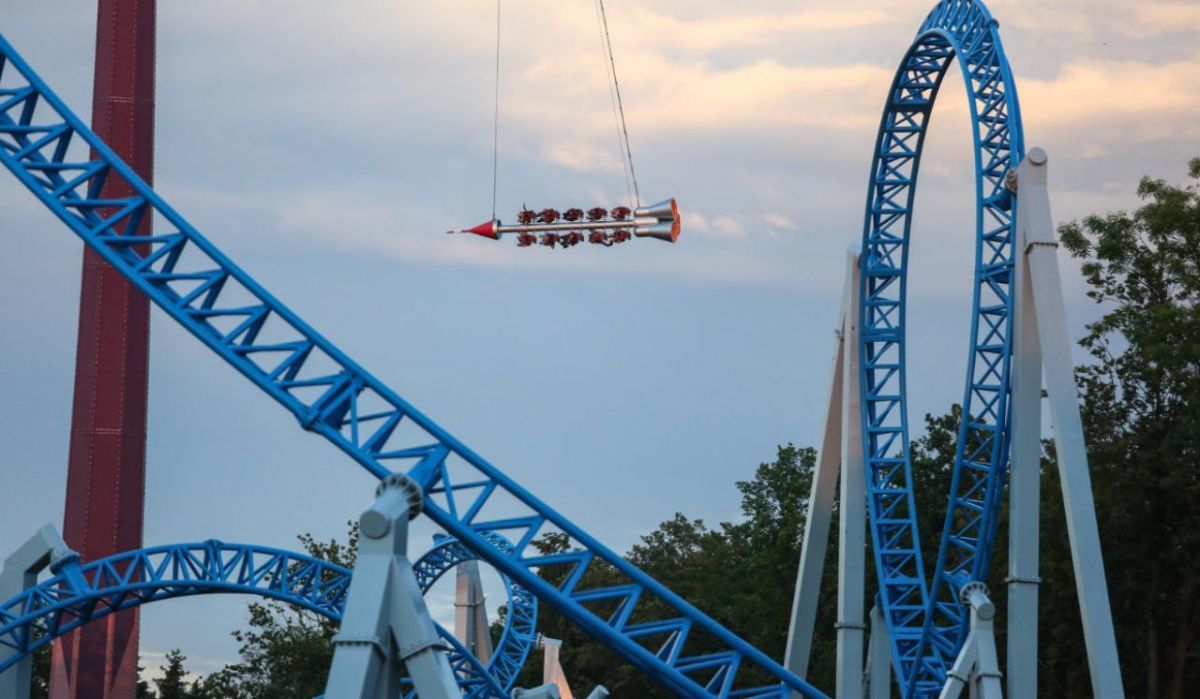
[0,1,1129,697]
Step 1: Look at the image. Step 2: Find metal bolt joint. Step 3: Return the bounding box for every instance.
[1025,240,1059,255]
[398,638,453,661]
[381,473,425,516]
[331,633,386,657]
[360,473,425,539]
[376,472,425,518]
[48,549,81,575]
[959,581,996,620]
[834,621,868,631]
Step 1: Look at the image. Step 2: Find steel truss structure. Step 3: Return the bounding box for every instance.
[0,2,1128,696]
[852,2,1125,698]
[860,1,1023,694]
[0,28,823,699]
[0,537,547,697]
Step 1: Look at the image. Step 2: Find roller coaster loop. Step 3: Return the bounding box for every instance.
[413,531,539,692]
[859,1,1024,695]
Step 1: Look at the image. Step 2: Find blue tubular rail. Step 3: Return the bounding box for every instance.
[858,1,1023,696]
[0,34,825,699]
[412,532,539,692]
[0,541,505,699]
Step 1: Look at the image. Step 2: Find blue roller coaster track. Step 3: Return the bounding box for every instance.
[0,540,508,698]
[0,25,824,699]
[859,1,1023,696]
[413,531,539,692]
[0,1,1031,695]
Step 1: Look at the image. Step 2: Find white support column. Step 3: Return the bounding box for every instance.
[938,583,1002,699]
[1016,148,1125,698]
[324,475,460,699]
[836,250,867,699]
[963,584,1003,699]
[540,636,575,699]
[785,255,850,685]
[866,603,892,699]
[1006,166,1043,698]
[938,636,976,699]
[0,525,75,699]
[454,559,493,663]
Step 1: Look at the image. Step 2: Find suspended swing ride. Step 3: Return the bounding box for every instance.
[450,0,681,248]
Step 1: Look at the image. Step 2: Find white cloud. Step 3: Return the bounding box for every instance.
[1124,3,1200,38]
[1019,56,1200,138]
[541,141,625,173]
[762,212,800,231]
[711,216,747,238]
[621,8,897,53]
[509,52,889,137]
[685,212,748,239]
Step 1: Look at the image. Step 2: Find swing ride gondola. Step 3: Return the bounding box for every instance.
[449,0,681,249]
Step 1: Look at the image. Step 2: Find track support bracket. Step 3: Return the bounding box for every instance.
[324,475,460,698]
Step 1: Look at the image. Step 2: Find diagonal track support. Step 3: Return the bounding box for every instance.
[0,32,824,699]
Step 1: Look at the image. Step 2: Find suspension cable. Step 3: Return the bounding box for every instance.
[491,0,502,220]
[593,0,639,207]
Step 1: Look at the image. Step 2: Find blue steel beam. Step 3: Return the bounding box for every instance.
[0,540,505,698]
[858,1,1023,696]
[0,33,825,699]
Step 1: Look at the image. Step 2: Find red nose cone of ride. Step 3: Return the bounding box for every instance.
[462,220,500,240]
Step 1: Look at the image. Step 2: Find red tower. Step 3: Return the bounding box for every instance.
[50,1,156,696]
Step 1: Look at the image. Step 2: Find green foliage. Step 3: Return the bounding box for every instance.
[155,649,206,699]
[192,526,358,698]
[29,646,50,699]
[1055,156,1200,698]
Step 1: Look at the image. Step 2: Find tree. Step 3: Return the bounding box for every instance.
[29,646,50,699]
[154,649,190,699]
[1056,156,1200,698]
[194,525,358,698]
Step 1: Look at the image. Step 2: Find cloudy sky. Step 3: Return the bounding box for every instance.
[2,0,1198,682]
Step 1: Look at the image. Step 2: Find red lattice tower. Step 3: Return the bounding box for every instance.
[50,1,155,696]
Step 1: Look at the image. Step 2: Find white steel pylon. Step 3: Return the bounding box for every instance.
[454,559,494,663]
[785,250,868,699]
[324,474,461,699]
[0,525,77,699]
[540,636,575,699]
[937,583,1002,699]
[1005,148,1125,697]
[787,148,1126,699]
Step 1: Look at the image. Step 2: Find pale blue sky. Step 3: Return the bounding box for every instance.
[2,0,1198,680]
